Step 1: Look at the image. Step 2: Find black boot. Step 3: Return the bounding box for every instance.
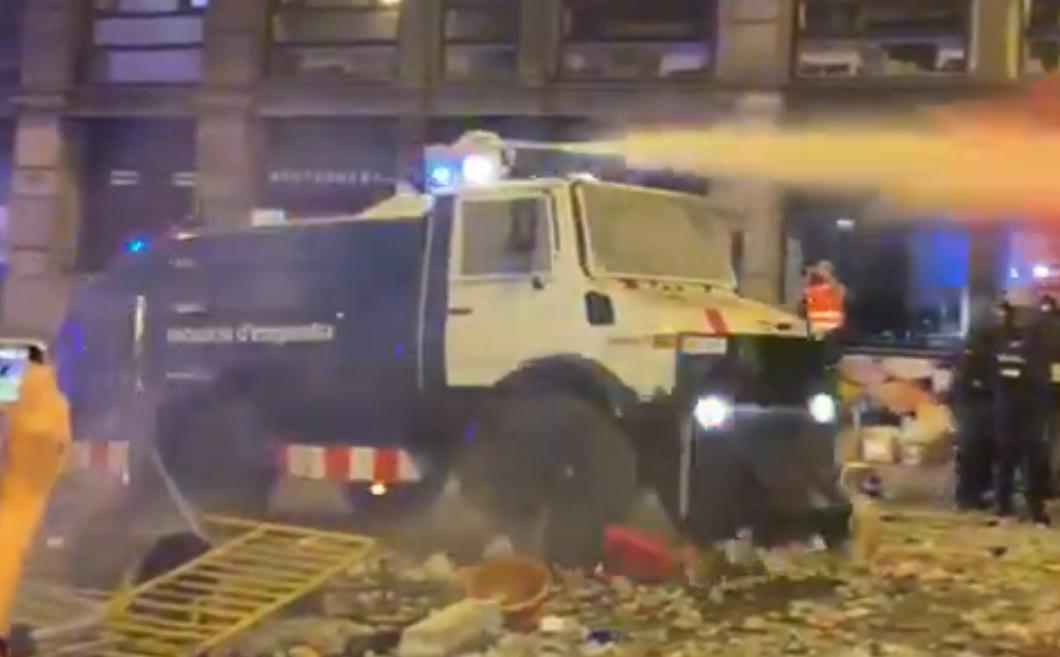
[997,499,1016,518]
[1029,501,1052,526]
[5,625,36,657]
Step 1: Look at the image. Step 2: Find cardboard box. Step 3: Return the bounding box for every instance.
[861,426,899,464]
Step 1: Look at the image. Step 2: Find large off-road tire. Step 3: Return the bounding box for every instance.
[134,532,212,584]
[154,397,277,517]
[459,393,638,567]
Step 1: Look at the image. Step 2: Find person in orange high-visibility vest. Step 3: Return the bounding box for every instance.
[803,261,846,334]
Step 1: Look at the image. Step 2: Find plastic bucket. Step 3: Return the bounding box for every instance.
[466,557,552,627]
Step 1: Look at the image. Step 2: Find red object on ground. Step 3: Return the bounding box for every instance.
[603,526,677,582]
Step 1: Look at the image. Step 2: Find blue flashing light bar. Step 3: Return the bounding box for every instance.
[424,137,506,193]
[124,236,148,254]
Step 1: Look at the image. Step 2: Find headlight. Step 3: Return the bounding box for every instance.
[694,395,732,431]
[808,393,837,424]
[462,155,498,185]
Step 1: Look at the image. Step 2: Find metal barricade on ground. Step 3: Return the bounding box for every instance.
[46,517,375,657]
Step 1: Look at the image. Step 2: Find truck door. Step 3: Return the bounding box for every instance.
[446,188,556,386]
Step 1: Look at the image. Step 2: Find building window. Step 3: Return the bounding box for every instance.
[795,0,970,78]
[443,0,519,80]
[0,0,25,89]
[80,119,197,270]
[270,0,401,81]
[785,193,970,347]
[1026,0,1060,75]
[559,0,715,80]
[88,0,208,84]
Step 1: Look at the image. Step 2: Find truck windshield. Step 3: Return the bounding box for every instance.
[579,182,734,285]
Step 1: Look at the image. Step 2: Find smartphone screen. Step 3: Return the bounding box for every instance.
[0,342,44,403]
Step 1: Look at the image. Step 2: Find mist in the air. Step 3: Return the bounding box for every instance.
[597,78,1060,220]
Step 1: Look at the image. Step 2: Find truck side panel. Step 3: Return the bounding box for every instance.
[147,220,433,447]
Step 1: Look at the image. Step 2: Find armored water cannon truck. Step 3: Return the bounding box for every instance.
[55,131,850,562]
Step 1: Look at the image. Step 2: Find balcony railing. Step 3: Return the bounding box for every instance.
[269,0,400,81]
[443,0,519,81]
[72,0,1060,92]
[87,0,208,84]
[795,0,971,78]
[558,0,714,81]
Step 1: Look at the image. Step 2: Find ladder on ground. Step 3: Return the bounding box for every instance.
[94,516,375,657]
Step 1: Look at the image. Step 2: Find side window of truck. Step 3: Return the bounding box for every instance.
[460,196,551,276]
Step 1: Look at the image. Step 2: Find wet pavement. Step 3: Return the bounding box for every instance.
[222,504,1060,657]
[14,469,1060,657]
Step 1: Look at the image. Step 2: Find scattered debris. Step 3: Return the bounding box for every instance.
[412,553,460,584]
[40,504,1060,656]
[467,557,552,624]
[483,537,516,561]
[225,617,374,657]
[398,598,504,657]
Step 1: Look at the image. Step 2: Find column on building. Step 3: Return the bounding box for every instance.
[398,0,440,88]
[710,1,793,305]
[195,0,269,230]
[714,0,797,86]
[714,177,786,305]
[3,0,87,336]
[970,0,1022,82]
[519,0,560,84]
[395,116,427,186]
[712,94,788,306]
[966,222,1006,330]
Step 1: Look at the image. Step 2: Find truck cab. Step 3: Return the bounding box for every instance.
[57,132,848,562]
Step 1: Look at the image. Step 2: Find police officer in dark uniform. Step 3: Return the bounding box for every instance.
[1030,294,1060,499]
[951,313,996,511]
[992,299,1051,524]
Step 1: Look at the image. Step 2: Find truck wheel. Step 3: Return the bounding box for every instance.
[461,393,637,566]
[134,531,212,584]
[154,398,277,517]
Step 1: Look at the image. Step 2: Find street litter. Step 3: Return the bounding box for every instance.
[398,599,504,657]
[19,502,1060,657]
[467,557,552,626]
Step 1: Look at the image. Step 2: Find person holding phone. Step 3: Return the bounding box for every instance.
[0,353,72,657]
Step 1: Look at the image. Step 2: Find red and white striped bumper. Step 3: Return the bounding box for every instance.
[278,445,422,484]
[68,441,130,480]
[65,441,423,485]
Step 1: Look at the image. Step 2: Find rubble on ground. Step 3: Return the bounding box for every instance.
[216,506,1060,657]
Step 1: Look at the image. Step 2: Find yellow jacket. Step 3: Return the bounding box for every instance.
[0,365,71,634]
